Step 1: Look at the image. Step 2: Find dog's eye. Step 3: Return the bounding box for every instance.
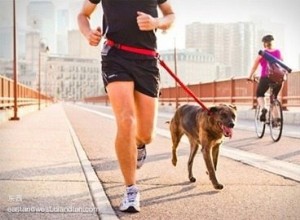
[221,113,227,118]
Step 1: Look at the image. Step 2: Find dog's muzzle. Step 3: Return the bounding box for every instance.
[219,122,235,138]
[228,122,235,128]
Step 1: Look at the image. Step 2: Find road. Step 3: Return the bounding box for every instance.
[63,103,300,220]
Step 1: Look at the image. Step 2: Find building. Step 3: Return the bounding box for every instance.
[0,58,35,88]
[68,29,101,59]
[25,31,40,79]
[185,22,256,77]
[46,55,102,101]
[0,53,103,101]
[185,21,285,78]
[0,0,102,103]
[159,48,227,88]
[56,9,69,55]
[27,0,56,53]
[0,27,13,60]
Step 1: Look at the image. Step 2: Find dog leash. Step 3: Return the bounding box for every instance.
[157,56,210,112]
[105,39,210,113]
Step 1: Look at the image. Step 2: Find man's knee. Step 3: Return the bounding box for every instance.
[118,115,136,132]
[137,133,155,145]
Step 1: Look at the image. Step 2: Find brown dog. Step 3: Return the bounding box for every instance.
[170,104,237,190]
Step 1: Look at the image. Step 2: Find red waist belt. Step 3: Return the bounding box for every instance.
[106,39,158,57]
[106,40,210,112]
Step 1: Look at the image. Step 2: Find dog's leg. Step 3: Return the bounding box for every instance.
[202,145,223,190]
[188,140,199,182]
[171,133,183,166]
[212,143,221,171]
[170,121,183,167]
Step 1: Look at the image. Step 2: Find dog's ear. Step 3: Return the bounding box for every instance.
[209,106,219,113]
[229,104,237,111]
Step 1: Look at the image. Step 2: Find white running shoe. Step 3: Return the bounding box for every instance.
[137,145,147,169]
[119,185,140,213]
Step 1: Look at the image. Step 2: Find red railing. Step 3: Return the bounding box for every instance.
[0,75,53,109]
[84,72,300,109]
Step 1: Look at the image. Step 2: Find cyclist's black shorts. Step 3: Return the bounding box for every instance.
[101,51,160,98]
[256,77,282,98]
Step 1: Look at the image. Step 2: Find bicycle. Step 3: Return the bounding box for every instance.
[250,50,292,142]
[253,80,283,142]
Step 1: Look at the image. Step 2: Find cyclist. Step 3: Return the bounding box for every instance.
[247,34,283,121]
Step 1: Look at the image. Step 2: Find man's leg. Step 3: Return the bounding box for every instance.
[134,91,158,147]
[107,81,141,212]
[106,81,137,186]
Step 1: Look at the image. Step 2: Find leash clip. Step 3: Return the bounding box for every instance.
[114,43,121,49]
[155,53,161,60]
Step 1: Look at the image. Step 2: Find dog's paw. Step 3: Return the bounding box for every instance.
[172,159,177,166]
[213,183,224,190]
[189,177,196,182]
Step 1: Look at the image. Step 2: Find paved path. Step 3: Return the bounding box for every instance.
[1,103,299,220]
[64,103,300,220]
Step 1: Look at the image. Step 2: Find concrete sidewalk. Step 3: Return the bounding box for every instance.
[0,104,116,220]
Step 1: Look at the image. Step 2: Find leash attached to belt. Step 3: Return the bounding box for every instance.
[105,39,210,113]
[106,39,158,57]
[157,57,210,112]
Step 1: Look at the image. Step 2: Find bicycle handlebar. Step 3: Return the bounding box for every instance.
[247,77,259,83]
[258,50,292,73]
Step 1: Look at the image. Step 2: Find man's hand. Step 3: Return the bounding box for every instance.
[137,11,159,31]
[87,27,102,46]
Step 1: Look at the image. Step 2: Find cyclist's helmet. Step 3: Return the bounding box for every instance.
[262,34,274,43]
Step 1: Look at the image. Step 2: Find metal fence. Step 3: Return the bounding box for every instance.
[159,73,300,109]
[0,75,52,109]
[84,72,300,110]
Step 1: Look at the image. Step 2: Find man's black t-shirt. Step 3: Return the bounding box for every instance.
[89,0,167,58]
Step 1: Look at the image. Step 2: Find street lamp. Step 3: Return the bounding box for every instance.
[10,0,19,120]
[38,41,49,110]
[174,37,179,109]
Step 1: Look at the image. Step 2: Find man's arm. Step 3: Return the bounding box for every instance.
[157,1,175,30]
[77,0,102,46]
[136,0,175,31]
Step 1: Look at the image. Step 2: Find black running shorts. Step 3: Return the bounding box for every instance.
[101,51,160,98]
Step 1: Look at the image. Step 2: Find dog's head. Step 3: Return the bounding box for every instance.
[209,104,237,138]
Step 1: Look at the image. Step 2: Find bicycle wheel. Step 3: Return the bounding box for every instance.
[254,106,265,138]
[269,100,283,142]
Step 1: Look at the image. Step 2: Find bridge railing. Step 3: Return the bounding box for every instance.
[0,75,53,109]
[83,72,300,110]
[159,73,300,109]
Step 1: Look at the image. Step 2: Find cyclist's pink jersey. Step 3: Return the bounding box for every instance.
[259,49,282,78]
